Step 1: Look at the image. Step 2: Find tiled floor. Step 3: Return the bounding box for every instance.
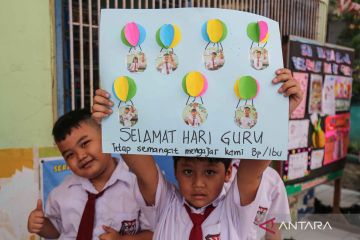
[282,184,360,239]
[315,184,360,207]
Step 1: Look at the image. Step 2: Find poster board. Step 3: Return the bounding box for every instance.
[100,8,290,160]
[283,35,354,183]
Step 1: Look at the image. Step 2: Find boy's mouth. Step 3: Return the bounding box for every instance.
[80,159,94,169]
[191,193,207,200]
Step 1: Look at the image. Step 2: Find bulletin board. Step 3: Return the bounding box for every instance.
[282,35,354,186]
[100,8,290,160]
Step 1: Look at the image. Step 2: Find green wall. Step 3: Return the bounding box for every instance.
[0,0,54,148]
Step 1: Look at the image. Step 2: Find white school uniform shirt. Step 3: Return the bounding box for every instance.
[158,62,174,74]
[224,160,291,240]
[121,112,135,127]
[187,115,202,127]
[239,116,255,129]
[136,167,264,240]
[45,158,154,240]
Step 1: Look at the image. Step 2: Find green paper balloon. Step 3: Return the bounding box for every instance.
[237,76,258,100]
[247,22,260,43]
[156,28,167,49]
[220,21,228,42]
[182,73,189,95]
[126,76,137,101]
[121,28,132,47]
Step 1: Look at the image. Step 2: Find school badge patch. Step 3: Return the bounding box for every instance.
[119,219,137,235]
[205,233,221,240]
[254,206,268,225]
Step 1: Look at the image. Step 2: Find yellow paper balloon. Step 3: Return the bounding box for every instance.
[234,79,240,98]
[169,24,181,48]
[260,32,269,43]
[113,76,129,102]
[207,19,223,43]
[186,72,204,97]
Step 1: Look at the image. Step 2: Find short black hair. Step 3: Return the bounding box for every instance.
[173,156,232,171]
[52,109,98,142]
[191,108,197,112]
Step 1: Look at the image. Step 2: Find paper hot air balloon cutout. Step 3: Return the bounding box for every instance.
[155,24,181,75]
[113,76,139,127]
[181,71,209,127]
[247,21,270,70]
[122,22,148,73]
[233,76,260,129]
[202,19,227,71]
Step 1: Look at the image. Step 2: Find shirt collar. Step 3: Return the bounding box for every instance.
[66,157,133,193]
[182,189,226,214]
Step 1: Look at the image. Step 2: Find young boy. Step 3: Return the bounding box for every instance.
[92,68,302,239]
[225,160,290,240]
[27,109,154,240]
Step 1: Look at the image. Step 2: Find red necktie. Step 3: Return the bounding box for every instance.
[185,204,215,240]
[76,191,105,240]
[212,59,215,69]
[166,62,170,74]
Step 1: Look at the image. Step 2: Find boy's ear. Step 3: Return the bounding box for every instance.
[224,166,233,183]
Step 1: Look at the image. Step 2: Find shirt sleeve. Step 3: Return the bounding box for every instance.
[44,190,62,233]
[133,165,174,224]
[266,176,291,223]
[224,176,265,240]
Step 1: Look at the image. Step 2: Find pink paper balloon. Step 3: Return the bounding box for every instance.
[258,21,268,42]
[124,22,140,47]
[199,74,208,96]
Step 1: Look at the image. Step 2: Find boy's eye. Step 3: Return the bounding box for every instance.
[183,169,192,176]
[205,170,216,176]
[81,140,91,148]
[64,153,74,160]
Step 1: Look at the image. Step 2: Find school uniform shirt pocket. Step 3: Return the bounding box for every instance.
[105,212,139,235]
[202,223,221,240]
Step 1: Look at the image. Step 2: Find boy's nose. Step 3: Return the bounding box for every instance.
[76,149,88,161]
[192,175,206,188]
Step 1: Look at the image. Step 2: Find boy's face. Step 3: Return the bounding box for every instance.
[191,110,197,117]
[244,108,250,117]
[175,159,232,208]
[56,122,112,180]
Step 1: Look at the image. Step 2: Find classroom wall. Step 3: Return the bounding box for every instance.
[0,0,54,149]
[0,1,54,239]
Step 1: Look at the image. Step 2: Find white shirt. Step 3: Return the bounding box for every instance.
[121,112,135,127]
[136,167,263,240]
[239,116,254,129]
[252,55,264,70]
[225,160,290,240]
[45,159,154,240]
[158,61,174,74]
[187,115,202,127]
[206,58,223,70]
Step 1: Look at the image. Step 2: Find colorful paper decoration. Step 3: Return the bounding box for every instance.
[156,24,182,49]
[121,22,146,49]
[202,19,227,49]
[234,76,259,104]
[247,21,269,45]
[113,76,137,107]
[182,71,208,104]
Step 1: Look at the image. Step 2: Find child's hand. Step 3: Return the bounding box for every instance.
[99,225,122,240]
[272,68,303,115]
[92,89,114,124]
[27,199,45,233]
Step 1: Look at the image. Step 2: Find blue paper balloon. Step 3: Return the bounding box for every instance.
[160,24,174,48]
[137,24,146,46]
[201,22,210,42]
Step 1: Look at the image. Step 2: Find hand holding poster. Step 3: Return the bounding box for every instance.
[100,8,289,160]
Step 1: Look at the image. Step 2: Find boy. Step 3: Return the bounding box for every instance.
[157,53,176,74]
[186,108,203,127]
[27,109,153,240]
[225,160,290,240]
[92,68,302,239]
